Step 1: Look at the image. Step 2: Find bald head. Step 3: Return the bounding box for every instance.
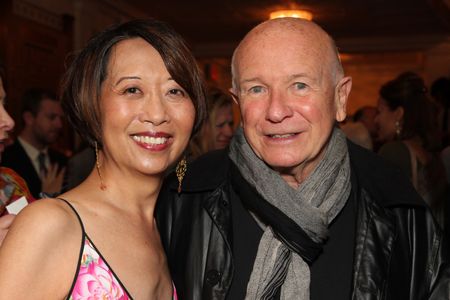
[231,18,343,92]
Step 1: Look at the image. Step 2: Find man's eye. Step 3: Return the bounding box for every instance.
[294,82,307,90]
[249,86,264,94]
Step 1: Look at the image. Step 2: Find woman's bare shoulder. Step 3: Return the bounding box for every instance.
[12,198,80,233]
[0,198,82,298]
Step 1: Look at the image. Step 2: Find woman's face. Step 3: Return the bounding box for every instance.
[212,104,234,150]
[0,77,15,158]
[374,97,401,143]
[100,38,195,176]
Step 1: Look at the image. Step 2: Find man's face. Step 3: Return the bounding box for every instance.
[233,25,350,176]
[31,98,64,146]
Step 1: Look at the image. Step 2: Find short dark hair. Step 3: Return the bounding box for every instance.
[380,72,438,149]
[431,77,450,107]
[21,88,58,117]
[61,19,207,148]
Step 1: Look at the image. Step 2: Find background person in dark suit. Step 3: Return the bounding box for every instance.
[2,88,66,198]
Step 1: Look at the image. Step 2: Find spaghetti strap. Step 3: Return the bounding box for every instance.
[56,198,89,299]
[57,198,134,299]
[57,197,86,234]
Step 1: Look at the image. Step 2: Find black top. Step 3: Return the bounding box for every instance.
[227,182,356,300]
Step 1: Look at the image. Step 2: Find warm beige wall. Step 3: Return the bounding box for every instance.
[338,35,450,116]
[342,40,450,116]
[342,52,426,115]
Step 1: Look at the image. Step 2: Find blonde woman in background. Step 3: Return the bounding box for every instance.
[189,88,235,159]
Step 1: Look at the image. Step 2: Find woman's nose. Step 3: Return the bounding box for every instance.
[0,106,14,132]
[141,95,168,126]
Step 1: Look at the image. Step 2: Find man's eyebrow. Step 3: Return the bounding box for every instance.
[240,74,311,85]
[288,73,309,80]
[287,73,319,85]
[114,76,141,86]
[239,77,263,85]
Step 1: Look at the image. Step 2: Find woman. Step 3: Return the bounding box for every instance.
[375,72,447,227]
[0,19,206,299]
[189,88,234,159]
[0,66,34,218]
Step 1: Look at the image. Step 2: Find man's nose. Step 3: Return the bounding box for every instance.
[265,90,293,123]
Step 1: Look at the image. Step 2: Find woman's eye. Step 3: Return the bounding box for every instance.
[216,120,234,128]
[168,88,186,97]
[124,87,140,94]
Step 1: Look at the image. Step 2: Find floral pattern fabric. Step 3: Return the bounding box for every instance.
[68,237,178,300]
[0,167,34,215]
[69,238,130,300]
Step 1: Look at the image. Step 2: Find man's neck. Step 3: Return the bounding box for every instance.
[19,132,45,151]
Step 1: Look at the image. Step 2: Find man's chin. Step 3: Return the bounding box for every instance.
[45,135,61,145]
[264,158,304,171]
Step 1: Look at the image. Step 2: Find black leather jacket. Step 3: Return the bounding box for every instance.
[157,142,450,300]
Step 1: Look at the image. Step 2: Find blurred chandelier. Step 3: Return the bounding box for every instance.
[269,9,313,20]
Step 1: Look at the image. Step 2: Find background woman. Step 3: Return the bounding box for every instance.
[189,88,234,159]
[0,19,206,299]
[375,72,448,228]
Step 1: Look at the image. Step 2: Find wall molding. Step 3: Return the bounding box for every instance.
[13,0,64,31]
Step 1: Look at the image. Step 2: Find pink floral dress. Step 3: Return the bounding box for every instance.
[61,199,178,300]
[68,237,132,300]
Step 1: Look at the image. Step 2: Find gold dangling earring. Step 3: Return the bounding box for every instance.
[95,142,106,191]
[176,156,187,193]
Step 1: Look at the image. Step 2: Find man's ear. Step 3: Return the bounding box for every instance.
[22,111,34,126]
[335,76,352,122]
[229,88,239,105]
[229,88,244,128]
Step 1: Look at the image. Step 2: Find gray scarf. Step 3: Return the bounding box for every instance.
[228,127,351,300]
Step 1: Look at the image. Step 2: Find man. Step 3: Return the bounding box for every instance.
[2,88,66,198]
[157,18,449,299]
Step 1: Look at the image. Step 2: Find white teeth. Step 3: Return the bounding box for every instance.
[132,135,168,145]
[271,133,295,138]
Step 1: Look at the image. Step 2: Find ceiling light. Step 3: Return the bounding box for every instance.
[269,9,313,20]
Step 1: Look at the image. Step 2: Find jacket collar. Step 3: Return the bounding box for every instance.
[171,142,426,209]
[168,149,231,192]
